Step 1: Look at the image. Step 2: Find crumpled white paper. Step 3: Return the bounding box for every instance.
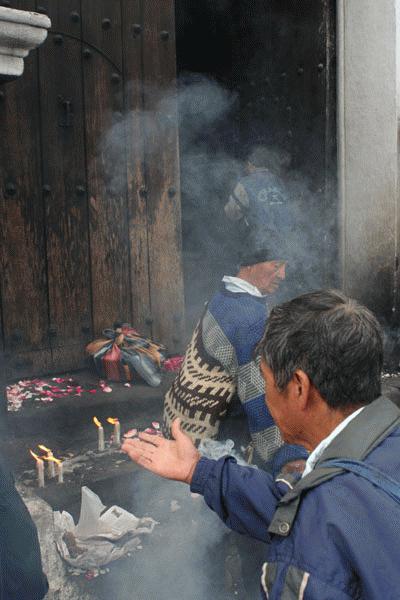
[54,486,157,569]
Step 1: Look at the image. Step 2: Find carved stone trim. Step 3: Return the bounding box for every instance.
[0,6,50,79]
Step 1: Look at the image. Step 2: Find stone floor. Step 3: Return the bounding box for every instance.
[1,369,174,473]
[2,369,257,600]
[4,369,400,600]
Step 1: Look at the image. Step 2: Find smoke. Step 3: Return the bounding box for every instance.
[99,72,337,330]
[90,469,262,599]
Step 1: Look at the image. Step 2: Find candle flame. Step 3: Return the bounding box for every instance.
[44,455,61,465]
[30,450,42,463]
[93,416,102,428]
[107,417,119,425]
[38,444,52,455]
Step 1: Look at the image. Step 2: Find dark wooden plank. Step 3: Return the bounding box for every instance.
[81,0,123,72]
[0,0,50,377]
[121,0,152,337]
[82,0,131,335]
[141,0,185,352]
[4,350,53,381]
[35,0,81,36]
[37,3,92,370]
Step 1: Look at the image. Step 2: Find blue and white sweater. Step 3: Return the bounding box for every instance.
[164,285,284,461]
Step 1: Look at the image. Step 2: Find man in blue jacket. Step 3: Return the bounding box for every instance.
[123,289,399,599]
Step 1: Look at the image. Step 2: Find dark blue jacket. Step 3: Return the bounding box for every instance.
[0,457,48,600]
[191,397,400,599]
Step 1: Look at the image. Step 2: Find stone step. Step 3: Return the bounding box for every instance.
[0,369,174,473]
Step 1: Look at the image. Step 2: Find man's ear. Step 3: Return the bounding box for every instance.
[291,369,311,410]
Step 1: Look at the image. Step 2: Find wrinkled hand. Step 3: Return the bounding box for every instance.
[121,418,201,484]
[281,459,307,475]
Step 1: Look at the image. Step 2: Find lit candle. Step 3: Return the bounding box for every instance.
[93,417,105,451]
[107,417,121,446]
[38,445,55,478]
[57,461,64,484]
[30,450,45,488]
[43,455,63,484]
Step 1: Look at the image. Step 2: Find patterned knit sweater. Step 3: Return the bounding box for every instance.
[163,287,282,462]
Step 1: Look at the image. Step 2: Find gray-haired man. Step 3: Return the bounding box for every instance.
[123,290,400,598]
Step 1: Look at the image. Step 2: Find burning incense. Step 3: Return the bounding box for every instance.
[107,417,121,446]
[93,416,105,451]
[38,444,55,478]
[30,450,45,488]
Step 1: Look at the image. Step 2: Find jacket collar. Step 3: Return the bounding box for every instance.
[268,396,400,537]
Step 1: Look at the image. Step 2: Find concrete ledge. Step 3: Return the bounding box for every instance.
[0,6,50,78]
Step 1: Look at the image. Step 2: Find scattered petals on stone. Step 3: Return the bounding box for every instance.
[6,377,98,412]
[152,421,160,430]
[84,570,97,580]
[124,428,138,438]
[124,383,131,387]
[89,389,97,394]
[102,386,112,393]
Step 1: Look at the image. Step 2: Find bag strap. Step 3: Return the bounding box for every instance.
[319,459,400,504]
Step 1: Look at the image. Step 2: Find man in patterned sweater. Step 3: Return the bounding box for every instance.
[163,249,305,466]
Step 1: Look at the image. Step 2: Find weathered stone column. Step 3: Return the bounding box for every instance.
[0,6,50,81]
[337,0,400,322]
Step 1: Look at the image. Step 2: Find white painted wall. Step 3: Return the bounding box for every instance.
[337,0,400,317]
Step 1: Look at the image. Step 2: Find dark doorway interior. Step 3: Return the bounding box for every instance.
[175,0,337,330]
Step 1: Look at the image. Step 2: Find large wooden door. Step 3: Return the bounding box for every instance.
[0,0,184,379]
[231,0,337,287]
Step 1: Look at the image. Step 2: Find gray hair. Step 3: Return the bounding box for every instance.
[257,289,383,409]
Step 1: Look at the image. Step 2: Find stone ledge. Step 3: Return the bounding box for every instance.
[0,6,50,79]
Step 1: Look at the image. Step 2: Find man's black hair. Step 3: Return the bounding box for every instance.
[257,289,383,409]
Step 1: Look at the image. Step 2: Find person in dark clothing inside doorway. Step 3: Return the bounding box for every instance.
[123,289,400,599]
[0,455,48,599]
[224,146,293,257]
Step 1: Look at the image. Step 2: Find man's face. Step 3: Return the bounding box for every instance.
[260,359,300,445]
[252,261,286,294]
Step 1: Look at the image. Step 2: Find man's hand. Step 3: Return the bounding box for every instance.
[121,418,201,484]
[280,459,306,475]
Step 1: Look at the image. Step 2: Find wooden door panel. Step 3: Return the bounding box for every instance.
[0,0,52,377]
[82,0,131,335]
[81,0,123,72]
[121,0,152,337]
[37,21,91,370]
[0,0,185,378]
[142,0,185,351]
[37,0,81,35]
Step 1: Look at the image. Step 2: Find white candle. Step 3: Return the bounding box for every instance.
[114,421,121,446]
[98,426,105,451]
[57,462,64,484]
[47,456,56,478]
[37,458,45,488]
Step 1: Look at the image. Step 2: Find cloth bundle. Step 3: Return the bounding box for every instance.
[86,323,165,387]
